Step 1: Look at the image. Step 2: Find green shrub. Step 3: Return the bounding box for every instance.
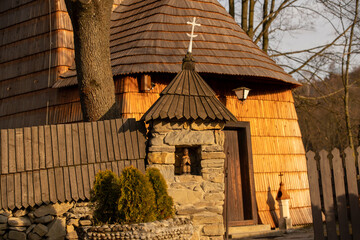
[118,166,156,223]
[146,168,174,220]
[90,170,121,223]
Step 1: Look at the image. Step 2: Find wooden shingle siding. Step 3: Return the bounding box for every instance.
[0,118,146,210]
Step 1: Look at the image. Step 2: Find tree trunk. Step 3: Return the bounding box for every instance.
[229,0,235,18]
[247,0,255,38]
[342,0,359,154]
[65,0,118,121]
[242,0,248,32]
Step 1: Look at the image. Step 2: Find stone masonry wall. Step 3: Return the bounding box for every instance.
[0,202,93,240]
[147,120,226,240]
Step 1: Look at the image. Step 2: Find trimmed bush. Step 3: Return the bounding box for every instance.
[146,168,174,220]
[118,166,156,223]
[90,170,121,223]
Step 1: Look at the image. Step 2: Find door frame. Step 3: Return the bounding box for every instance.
[224,121,258,232]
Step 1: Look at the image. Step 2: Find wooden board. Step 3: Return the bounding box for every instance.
[331,149,350,240]
[306,151,325,240]
[319,150,337,240]
[345,148,360,240]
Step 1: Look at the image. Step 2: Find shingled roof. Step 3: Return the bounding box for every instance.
[141,53,238,122]
[54,0,299,88]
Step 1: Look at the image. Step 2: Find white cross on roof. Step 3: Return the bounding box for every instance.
[186,17,201,53]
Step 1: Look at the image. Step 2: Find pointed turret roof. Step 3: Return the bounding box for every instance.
[55,0,299,88]
[141,53,237,122]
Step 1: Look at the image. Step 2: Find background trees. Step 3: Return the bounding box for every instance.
[222,0,360,151]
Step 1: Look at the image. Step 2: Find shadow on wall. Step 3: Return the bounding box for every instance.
[266,186,279,227]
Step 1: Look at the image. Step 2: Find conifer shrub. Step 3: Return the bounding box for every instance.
[90,170,121,223]
[118,166,156,223]
[146,167,174,220]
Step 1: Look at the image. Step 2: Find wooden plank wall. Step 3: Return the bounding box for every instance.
[307,147,360,240]
[0,118,146,210]
[0,0,74,129]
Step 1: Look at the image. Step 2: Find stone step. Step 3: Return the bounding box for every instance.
[228,224,274,239]
[230,230,283,239]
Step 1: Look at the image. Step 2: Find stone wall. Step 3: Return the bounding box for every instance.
[80,218,193,240]
[147,120,226,240]
[0,202,93,240]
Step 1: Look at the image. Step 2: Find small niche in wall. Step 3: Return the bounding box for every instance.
[175,146,201,175]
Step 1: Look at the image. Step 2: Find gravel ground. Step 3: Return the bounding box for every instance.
[232,226,314,240]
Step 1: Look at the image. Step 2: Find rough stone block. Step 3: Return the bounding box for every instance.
[149,133,165,146]
[0,223,7,230]
[148,145,176,152]
[204,206,223,214]
[201,182,224,193]
[190,121,224,131]
[168,189,203,205]
[147,165,174,183]
[175,175,203,183]
[9,226,27,231]
[176,206,205,215]
[203,193,224,202]
[26,224,36,234]
[33,224,48,237]
[170,182,199,190]
[67,218,79,227]
[152,121,184,132]
[147,152,175,164]
[34,215,54,224]
[33,202,74,217]
[192,214,223,225]
[202,173,224,183]
[66,225,78,239]
[214,130,225,146]
[164,130,215,146]
[8,217,31,227]
[201,159,224,168]
[28,232,42,240]
[0,210,11,217]
[79,219,92,226]
[201,145,224,152]
[8,230,26,240]
[0,215,7,223]
[13,209,28,217]
[202,224,224,236]
[201,152,226,160]
[46,218,66,239]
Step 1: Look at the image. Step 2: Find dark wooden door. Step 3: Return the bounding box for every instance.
[224,122,257,227]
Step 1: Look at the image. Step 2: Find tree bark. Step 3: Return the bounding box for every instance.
[242,0,248,32]
[229,0,235,18]
[65,0,118,121]
[247,0,255,38]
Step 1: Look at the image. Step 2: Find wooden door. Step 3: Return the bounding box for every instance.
[224,122,257,227]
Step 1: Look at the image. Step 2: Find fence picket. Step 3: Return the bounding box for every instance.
[306,151,324,240]
[319,150,338,240]
[331,149,350,240]
[345,148,360,240]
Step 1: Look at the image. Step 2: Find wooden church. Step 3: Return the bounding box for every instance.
[0,0,311,228]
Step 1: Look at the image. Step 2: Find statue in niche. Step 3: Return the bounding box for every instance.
[181,148,191,174]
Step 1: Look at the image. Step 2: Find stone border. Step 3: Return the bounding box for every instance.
[79,218,193,240]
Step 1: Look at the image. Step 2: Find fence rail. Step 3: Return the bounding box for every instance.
[307,147,360,240]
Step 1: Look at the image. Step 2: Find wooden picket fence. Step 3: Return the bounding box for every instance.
[307,147,360,240]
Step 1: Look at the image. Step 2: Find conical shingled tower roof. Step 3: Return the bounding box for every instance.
[55,0,299,88]
[141,53,237,122]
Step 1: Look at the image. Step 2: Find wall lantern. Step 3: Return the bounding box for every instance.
[233,87,251,101]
